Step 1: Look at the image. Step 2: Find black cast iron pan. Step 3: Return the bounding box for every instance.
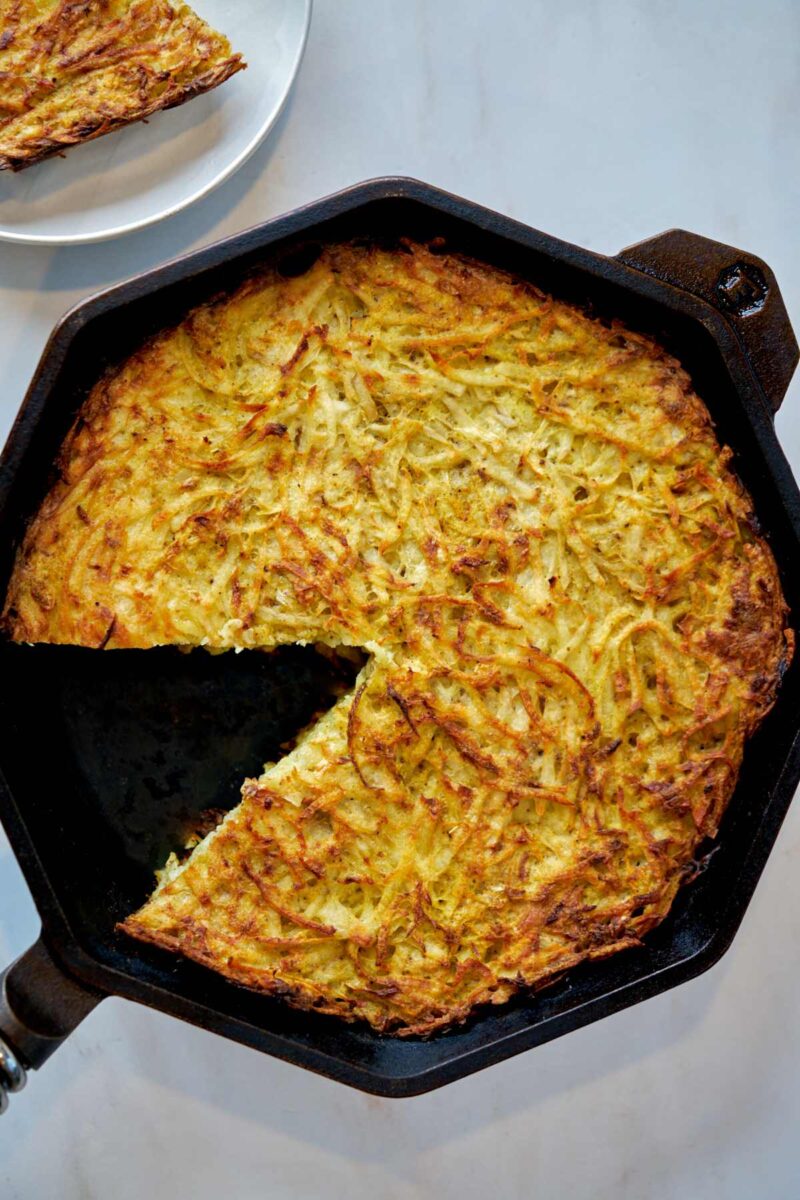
[1,178,799,1103]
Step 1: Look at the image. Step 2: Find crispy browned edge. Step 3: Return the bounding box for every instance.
[0,56,245,172]
[120,913,651,1037]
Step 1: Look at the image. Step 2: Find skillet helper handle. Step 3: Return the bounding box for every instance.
[0,936,101,1113]
[616,230,799,416]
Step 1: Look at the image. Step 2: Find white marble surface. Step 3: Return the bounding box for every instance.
[1,2,800,1196]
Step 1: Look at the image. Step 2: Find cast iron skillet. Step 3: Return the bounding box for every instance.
[0,178,799,1104]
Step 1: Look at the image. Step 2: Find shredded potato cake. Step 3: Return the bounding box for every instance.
[0,0,244,171]
[3,242,792,1033]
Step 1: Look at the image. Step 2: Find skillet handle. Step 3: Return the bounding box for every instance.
[616,230,799,416]
[0,936,101,1113]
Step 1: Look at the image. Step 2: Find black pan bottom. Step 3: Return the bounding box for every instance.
[0,643,358,930]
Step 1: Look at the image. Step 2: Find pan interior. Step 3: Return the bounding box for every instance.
[0,642,360,936]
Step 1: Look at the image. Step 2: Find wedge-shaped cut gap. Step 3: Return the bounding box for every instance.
[1,642,362,879]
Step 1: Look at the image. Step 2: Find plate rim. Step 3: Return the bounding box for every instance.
[0,0,313,248]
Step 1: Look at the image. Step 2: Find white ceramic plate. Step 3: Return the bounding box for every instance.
[0,0,312,246]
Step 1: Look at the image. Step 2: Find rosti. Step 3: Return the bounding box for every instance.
[0,0,244,171]
[2,242,792,1034]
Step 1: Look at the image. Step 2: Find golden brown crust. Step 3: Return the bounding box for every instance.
[3,242,792,1034]
[0,0,245,171]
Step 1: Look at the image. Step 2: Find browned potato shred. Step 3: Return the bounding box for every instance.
[3,243,792,1034]
[0,0,244,171]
